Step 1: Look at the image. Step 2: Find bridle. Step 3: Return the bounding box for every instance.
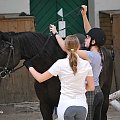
[0,38,14,78]
[0,37,23,78]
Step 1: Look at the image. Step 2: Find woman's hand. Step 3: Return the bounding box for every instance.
[81,5,87,16]
[49,24,58,35]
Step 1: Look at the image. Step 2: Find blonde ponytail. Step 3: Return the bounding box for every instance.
[65,35,80,75]
[69,51,77,75]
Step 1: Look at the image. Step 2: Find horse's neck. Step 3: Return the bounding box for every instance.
[18,32,47,59]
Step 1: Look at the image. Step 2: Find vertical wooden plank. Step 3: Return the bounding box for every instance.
[3,20,9,32]
[7,19,17,32]
[17,19,25,32]
[99,12,112,49]
[24,19,31,31]
[113,50,120,90]
[0,20,4,31]
[23,18,35,32]
[30,19,35,31]
[112,14,120,90]
[113,15,120,50]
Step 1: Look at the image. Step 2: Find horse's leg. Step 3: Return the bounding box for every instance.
[29,53,61,120]
[93,92,104,120]
[34,81,53,120]
[34,77,60,120]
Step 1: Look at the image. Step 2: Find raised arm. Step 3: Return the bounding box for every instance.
[50,24,90,61]
[77,50,90,62]
[81,5,91,33]
[50,24,66,52]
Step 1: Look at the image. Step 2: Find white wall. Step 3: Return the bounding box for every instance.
[0,0,30,14]
[88,0,120,27]
[0,0,119,26]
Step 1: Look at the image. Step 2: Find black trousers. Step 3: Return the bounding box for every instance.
[86,86,104,120]
[93,92,104,120]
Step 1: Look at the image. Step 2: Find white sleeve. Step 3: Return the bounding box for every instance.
[87,63,93,76]
[48,60,61,76]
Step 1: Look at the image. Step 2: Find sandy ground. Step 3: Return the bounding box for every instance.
[0,102,120,120]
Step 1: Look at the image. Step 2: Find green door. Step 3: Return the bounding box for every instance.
[30,0,88,35]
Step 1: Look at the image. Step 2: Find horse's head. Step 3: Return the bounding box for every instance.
[0,32,21,78]
[75,33,86,50]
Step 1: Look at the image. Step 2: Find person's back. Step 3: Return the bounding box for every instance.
[53,57,92,120]
[86,51,102,86]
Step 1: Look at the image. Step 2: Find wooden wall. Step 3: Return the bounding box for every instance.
[112,14,120,90]
[0,16,35,32]
[99,12,113,49]
[0,15,38,104]
[99,11,120,92]
[0,62,38,104]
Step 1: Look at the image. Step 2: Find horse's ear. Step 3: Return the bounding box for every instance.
[74,33,86,49]
[19,12,30,16]
[74,33,86,44]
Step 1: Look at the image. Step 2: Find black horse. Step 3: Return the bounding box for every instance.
[0,31,113,120]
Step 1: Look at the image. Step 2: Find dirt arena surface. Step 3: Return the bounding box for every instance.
[0,102,120,120]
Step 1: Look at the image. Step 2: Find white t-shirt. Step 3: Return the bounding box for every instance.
[48,55,93,120]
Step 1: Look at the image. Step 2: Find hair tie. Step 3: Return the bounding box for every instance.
[71,49,74,51]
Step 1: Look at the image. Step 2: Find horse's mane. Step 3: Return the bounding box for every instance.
[17,32,48,59]
[15,32,66,60]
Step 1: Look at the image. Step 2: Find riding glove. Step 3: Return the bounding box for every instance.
[23,60,32,69]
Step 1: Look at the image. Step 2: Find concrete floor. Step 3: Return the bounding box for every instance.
[0,102,120,120]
